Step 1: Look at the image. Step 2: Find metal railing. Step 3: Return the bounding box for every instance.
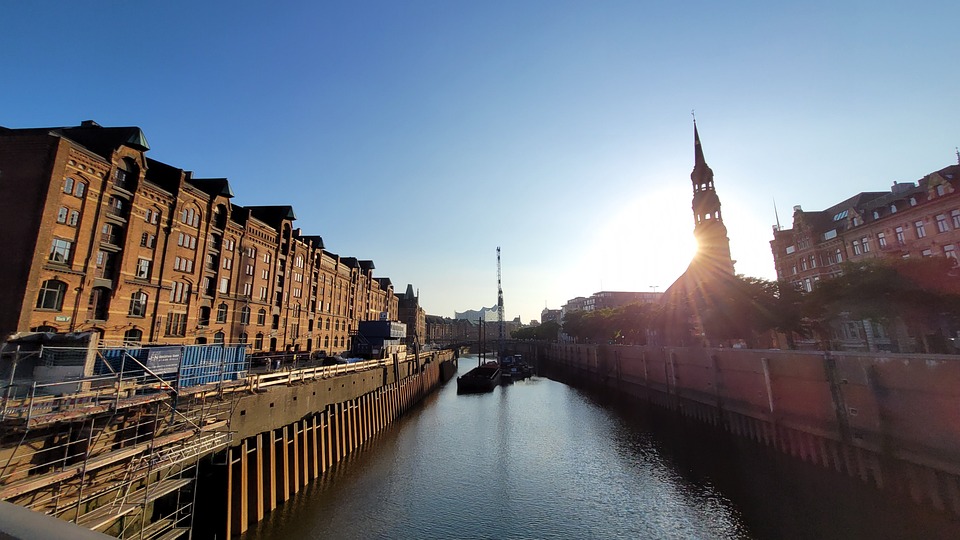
[246,358,390,392]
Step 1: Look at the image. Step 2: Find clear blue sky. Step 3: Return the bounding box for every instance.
[3,1,958,323]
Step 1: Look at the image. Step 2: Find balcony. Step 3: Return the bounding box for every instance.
[100,232,122,248]
[113,170,135,192]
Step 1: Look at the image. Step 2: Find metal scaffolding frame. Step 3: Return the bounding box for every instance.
[0,345,242,539]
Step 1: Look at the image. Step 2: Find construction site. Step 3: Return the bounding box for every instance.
[0,332,245,539]
[0,332,459,538]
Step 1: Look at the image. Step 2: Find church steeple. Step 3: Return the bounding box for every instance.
[689,121,735,276]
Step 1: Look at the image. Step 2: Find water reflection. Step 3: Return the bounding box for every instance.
[242,356,959,540]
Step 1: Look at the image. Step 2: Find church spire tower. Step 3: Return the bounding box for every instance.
[689,121,735,277]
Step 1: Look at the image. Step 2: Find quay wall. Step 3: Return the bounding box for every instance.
[522,343,960,516]
[218,349,456,537]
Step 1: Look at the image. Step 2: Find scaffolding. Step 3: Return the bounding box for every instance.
[0,343,244,539]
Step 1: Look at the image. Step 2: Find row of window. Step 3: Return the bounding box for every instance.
[63,178,87,198]
[144,208,161,225]
[56,207,81,226]
[173,256,194,273]
[177,232,198,250]
[121,326,345,350]
[180,207,201,228]
[37,277,359,346]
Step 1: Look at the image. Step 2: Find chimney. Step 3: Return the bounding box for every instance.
[793,205,802,212]
[891,181,915,194]
[80,120,101,128]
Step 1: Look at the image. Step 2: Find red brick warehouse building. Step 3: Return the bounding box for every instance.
[0,120,400,353]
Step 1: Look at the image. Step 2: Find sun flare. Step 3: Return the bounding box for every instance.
[582,188,698,293]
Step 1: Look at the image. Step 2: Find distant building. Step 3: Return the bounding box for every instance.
[561,291,662,316]
[425,316,475,343]
[540,308,562,324]
[397,284,426,346]
[588,291,663,311]
[454,306,499,322]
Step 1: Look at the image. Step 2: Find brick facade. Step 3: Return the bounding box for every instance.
[771,164,960,292]
[0,121,398,354]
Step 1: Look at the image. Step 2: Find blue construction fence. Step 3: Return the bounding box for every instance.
[94,344,248,389]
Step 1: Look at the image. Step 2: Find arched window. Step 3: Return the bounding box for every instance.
[325,318,330,330]
[123,328,143,345]
[254,333,264,350]
[115,158,139,191]
[75,181,86,198]
[239,332,248,344]
[170,281,190,304]
[324,336,329,348]
[257,308,266,326]
[213,204,228,229]
[129,291,148,317]
[216,303,228,323]
[213,331,224,344]
[240,306,250,325]
[36,279,67,310]
[64,177,74,193]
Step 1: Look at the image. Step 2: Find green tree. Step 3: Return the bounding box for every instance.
[512,320,560,341]
[807,257,960,353]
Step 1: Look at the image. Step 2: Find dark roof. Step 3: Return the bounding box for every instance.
[376,277,393,289]
[824,192,888,215]
[246,206,297,228]
[359,260,375,271]
[187,177,234,199]
[297,235,325,249]
[340,257,359,269]
[144,158,183,193]
[1,121,151,160]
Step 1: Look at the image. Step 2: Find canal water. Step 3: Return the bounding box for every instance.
[242,356,960,540]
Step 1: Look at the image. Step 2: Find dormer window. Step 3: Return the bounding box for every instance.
[873,210,880,219]
[937,184,947,196]
[890,204,897,214]
[909,197,917,206]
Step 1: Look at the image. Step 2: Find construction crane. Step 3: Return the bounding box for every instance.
[497,246,505,360]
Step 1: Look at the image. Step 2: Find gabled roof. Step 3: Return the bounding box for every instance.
[245,206,297,228]
[2,121,151,160]
[824,192,887,215]
[58,124,149,157]
[298,235,325,250]
[144,158,183,193]
[187,177,234,199]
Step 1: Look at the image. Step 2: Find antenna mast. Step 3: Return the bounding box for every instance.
[497,246,505,359]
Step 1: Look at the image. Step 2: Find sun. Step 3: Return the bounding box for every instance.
[586,187,698,292]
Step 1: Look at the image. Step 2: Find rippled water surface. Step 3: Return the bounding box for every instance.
[243,356,960,540]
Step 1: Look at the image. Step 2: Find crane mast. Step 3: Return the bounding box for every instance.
[497,246,505,360]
